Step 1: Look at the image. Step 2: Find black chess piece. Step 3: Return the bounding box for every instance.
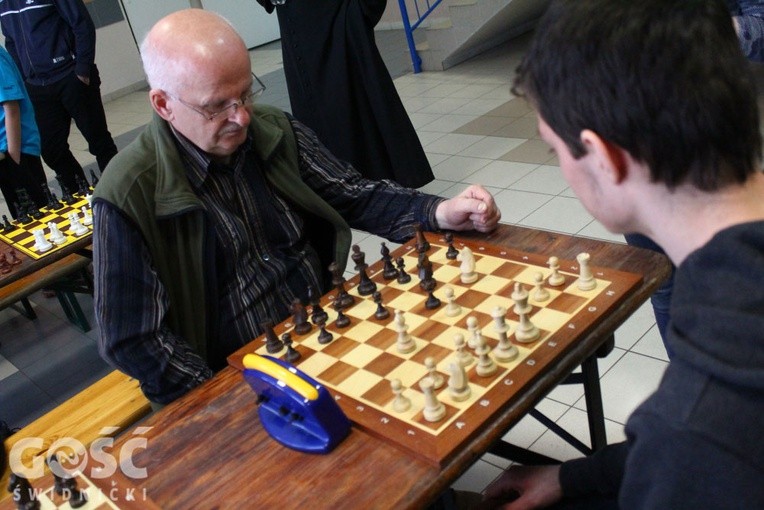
[316,317,333,345]
[329,261,355,310]
[2,214,14,232]
[425,290,441,310]
[58,178,76,205]
[414,223,430,253]
[380,242,398,280]
[262,322,283,353]
[13,203,32,224]
[352,245,377,296]
[419,259,436,292]
[48,455,87,508]
[445,232,459,260]
[308,286,328,324]
[373,291,390,320]
[334,309,351,328]
[90,169,100,187]
[9,249,21,265]
[282,333,301,363]
[75,175,89,196]
[395,257,411,284]
[0,253,11,275]
[8,473,40,510]
[291,298,312,335]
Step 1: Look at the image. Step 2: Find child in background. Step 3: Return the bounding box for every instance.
[0,46,47,219]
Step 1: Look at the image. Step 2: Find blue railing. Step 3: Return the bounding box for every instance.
[397,0,444,73]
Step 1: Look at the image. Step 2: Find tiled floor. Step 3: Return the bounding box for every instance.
[0,30,670,496]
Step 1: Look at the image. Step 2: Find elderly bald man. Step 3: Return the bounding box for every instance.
[91,8,501,406]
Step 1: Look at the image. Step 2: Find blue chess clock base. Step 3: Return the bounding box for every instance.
[243,354,351,454]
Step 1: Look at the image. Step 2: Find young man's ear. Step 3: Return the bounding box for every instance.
[150,90,174,121]
[580,129,628,184]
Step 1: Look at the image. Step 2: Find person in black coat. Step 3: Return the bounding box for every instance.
[256,0,434,188]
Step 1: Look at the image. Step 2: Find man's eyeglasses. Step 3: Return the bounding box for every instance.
[170,72,266,121]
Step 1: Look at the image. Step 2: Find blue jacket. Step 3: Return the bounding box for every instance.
[0,0,95,85]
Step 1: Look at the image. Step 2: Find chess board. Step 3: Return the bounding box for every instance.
[228,232,643,466]
[0,470,159,510]
[0,194,93,260]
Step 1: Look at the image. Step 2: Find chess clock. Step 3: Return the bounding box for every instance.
[242,354,351,454]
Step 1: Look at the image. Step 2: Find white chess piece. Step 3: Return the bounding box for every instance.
[457,246,478,284]
[443,286,462,317]
[453,333,474,367]
[81,206,93,226]
[425,357,444,390]
[491,306,519,362]
[512,282,540,343]
[390,378,411,413]
[394,310,416,353]
[466,316,480,349]
[532,271,550,302]
[32,228,52,253]
[547,256,565,286]
[420,377,446,422]
[447,361,471,402]
[474,331,497,376]
[47,222,66,245]
[68,212,88,236]
[576,252,597,291]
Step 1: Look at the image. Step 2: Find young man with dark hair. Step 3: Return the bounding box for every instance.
[483,1,764,508]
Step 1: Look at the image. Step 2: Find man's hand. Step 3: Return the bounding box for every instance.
[482,465,563,510]
[435,184,501,232]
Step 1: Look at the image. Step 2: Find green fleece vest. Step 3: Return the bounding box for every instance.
[93,105,351,362]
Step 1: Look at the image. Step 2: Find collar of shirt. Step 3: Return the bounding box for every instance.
[167,124,253,189]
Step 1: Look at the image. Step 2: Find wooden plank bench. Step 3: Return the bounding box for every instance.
[0,253,93,332]
[0,370,151,500]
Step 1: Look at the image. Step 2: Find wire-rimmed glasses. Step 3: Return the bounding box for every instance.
[170,72,266,121]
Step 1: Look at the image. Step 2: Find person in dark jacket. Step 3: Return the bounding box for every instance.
[482,1,764,508]
[0,0,118,195]
[255,0,434,188]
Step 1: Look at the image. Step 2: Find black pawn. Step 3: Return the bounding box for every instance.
[282,333,301,363]
[262,322,283,353]
[49,455,87,508]
[2,214,14,232]
[316,317,333,345]
[445,232,459,260]
[373,291,390,320]
[425,290,441,310]
[396,257,411,284]
[335,309,351,328]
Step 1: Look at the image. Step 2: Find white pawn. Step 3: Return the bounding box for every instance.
[447,361,471,402]
[532,271,550,302]
[425,357,444,390]
[457,246,478,284]
[466,315,480,349]
[512,282,539,343]
[453,333,474,367]
[390,378,411,413]
[32,228,52,253]
[443,286,461,317]
[420,377,446,422]
[474,330,497,376]
[547,256,565,286]
[394,310,416,354]
[576,252,597,291]
[491,306,518,362]
[81,206,93,226]
[48,222,66,245]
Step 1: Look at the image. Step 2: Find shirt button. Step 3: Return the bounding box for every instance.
[263,254,270,261]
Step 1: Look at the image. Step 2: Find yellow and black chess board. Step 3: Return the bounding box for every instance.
[0,194,93,259]
[229,232,643,466]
